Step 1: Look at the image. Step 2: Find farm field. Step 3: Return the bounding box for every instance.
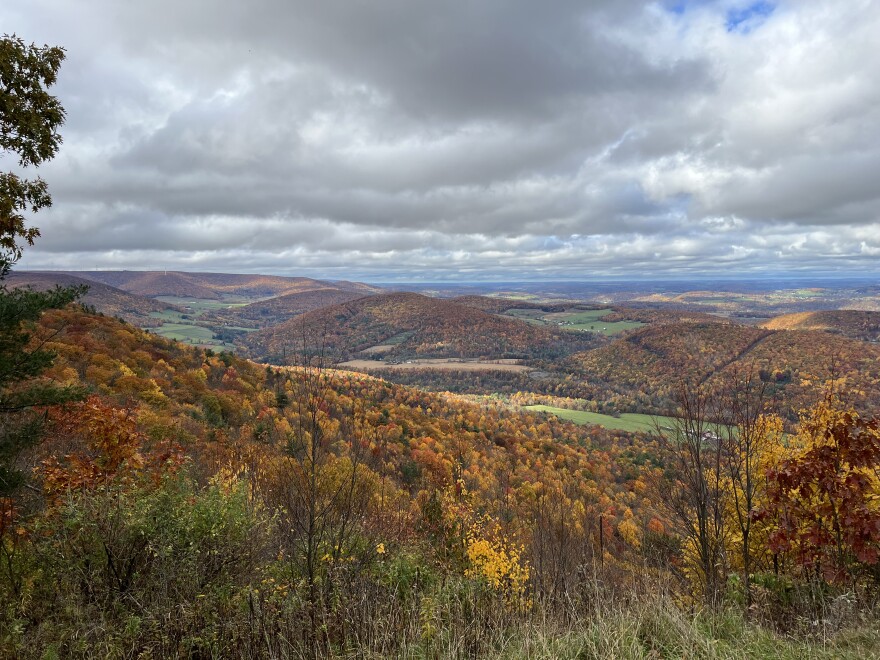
[523,405,680,433]
[148,322,236,349]
[504,307,644,335]
[154,295,254,313]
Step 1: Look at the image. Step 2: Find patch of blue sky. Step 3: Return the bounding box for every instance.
[726,1,775,33]
[663,0,717,16]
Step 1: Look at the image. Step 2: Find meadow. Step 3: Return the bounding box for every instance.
[504,307,644,336]
[523,404,681,433]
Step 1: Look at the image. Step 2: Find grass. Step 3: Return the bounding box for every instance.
[524,405,681,434]
[155,296,252,314]
[505,308,644,336]
[482,601,880,659]
[147,321,236,349]
[384,331,415,345]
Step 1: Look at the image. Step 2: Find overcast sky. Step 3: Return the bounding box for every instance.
[4,0,879,281]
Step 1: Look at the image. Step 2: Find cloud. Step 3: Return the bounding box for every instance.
[2,0,879,278]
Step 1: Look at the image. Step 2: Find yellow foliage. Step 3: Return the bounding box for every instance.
[465,516,530,609]
[618,518,641,549]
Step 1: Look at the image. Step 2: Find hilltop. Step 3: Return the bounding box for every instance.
[763,310,880,341]
[69,270,383,300]
[241,291,596,361]
[3,271,177,324]
[570,320,880,418]
[450,295,567,314]
[200,288,370,329]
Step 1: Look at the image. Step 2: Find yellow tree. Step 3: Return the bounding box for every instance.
[718,368,784,609]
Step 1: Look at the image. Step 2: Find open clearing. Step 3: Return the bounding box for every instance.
[504,308,644,336]
[524,405,679,433]
[155,296,253,315]
[148,322,236,349]
[360,344,396,355]
[340,359,532,372]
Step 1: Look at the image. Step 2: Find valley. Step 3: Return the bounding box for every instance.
[6,269,880,657]
[16,269,878,431]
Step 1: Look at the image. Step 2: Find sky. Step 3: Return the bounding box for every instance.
[3,0,880,281]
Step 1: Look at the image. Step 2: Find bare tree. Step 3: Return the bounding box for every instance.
[718,366,781,610]
[655,380,728,606]
[265,324,372,652]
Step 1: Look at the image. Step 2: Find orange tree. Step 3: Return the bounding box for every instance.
[762,397,880,584]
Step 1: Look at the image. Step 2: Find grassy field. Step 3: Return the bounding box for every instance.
[342,359,532,372]
[148,322,235,348]
[505,308,644,336]
[524,405,680,433]
[384,331,415,345]
[155,296,252,314]
[146,309,238,349]
[543,309,644,335]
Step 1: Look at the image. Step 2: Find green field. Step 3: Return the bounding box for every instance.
[505,308,644,336]
[146,309,239,349]
[384,331,415,345]
[524,405,680,433]
[155,296,252,314]
[545,309,644,335]
[147,323,235,348]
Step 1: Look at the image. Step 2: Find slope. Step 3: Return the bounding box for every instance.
[242,292,596,362]
[763,310,880,341]
[70,271,381,299]
[570,321,880,418]
[4,271,178,324]
[201,288,370,328]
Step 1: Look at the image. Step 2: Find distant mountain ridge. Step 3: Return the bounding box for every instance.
[4,272,177,324]
[65,271,383,299]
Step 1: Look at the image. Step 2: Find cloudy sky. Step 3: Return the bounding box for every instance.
[4,0,880,281]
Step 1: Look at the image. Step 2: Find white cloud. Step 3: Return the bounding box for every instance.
[3,0,879,278]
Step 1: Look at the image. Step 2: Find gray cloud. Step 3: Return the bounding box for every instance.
[3,0,879,278]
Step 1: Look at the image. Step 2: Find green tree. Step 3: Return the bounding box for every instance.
[1,35,83,497]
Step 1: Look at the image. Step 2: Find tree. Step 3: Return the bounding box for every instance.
[717,367,783,610]
[1,35,65,274]
[762,396,880,584]
[0,35,81,498]
[655,381,728,606]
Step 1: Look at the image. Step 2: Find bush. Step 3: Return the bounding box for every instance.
[1,472,267,657]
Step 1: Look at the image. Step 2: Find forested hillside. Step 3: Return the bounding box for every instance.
[763,309,880,341]
[2,304,879,657]
[570,321,880,419]
[5,272,178,324]
[242,292,597,362]
[73,271,381,300]
[201,288,369,329]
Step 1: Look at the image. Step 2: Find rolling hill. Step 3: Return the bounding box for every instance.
[601,307,730,325]
[569,321,880,419]
[68,271,383,300]
[762,310,880,341]
[200,288,370,328]
[4,272,178,324]
[450,295,568,314]
[241,292,596,362]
